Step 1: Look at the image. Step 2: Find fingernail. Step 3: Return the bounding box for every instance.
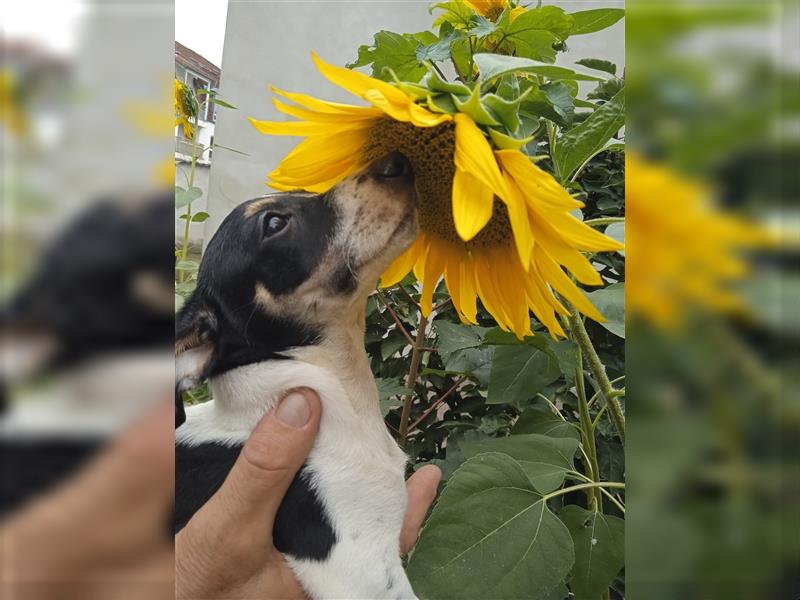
[275,390,311,428]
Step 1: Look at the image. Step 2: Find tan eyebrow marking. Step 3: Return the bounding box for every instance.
[244,196,281,217]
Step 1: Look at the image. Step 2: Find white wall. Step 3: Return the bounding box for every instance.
[204,0,624,244]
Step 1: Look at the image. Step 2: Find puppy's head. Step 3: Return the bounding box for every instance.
[175,152,417,408]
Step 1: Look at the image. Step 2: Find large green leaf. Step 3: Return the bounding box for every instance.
[435,321,488,356]
[552,89,624,182]
[347,31,427,82]
[474,53,602,85]
[407,453,574,599]
[375,377,411,416]
[575,58,617,76]
[487,343,561,404]
[560,506,625,600]
[568,8,624,36]
[512,407,581,441]
[585,282,625,338]
[499,6,574,62]
[461,433,579,493]
[175,186,202,208]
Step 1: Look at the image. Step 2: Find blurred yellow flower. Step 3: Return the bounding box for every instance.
[250,54,621,338]
[626,154,772,329]
[0,69,29,138]
[174,78,196,140]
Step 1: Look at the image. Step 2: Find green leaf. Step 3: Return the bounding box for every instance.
[375,377,411,416]
[559,506,625,600]
[431,1,474,30]
[568,8,624,36]
[416,30,464,63]
[545,338,579,383]
[435,321,487,355]
[381,335,407,360]
[552,88,624,182]
[191,211,210,223]
[175,260,199,272]
[175,186,202,208]
[575,58,617,75]
[470,15,498,37]
[462,433,579,493]
[350,31,428,82]
[210,97,237,109]
[584,282,625,338]
[520,82,575,126]
[499,6,574,62]
[512,407,581,440]
[407,453,574,599]
[488,344,561,404]
[453,84,501,126]
[474,53,602,85]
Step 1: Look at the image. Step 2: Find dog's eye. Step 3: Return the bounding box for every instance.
[264,214,289,237]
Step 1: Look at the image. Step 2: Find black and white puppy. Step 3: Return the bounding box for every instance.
[175,152,420,600]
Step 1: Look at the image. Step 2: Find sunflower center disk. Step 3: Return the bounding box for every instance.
[362,119,512,250]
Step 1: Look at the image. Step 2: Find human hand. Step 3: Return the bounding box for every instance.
[175,387,441,600]
[1,398,175,600]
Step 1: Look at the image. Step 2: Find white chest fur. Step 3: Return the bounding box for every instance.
[176,358,417,600]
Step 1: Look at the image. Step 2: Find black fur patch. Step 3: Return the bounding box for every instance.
[174,443,337,560]
[0,438,103,517]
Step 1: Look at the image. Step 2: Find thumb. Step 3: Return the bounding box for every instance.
[207,387,321,536]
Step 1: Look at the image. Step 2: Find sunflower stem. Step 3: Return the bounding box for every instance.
[398,310,429,448]
[567,304,625,443]
[178,115,199,284]
[575,350,602,511]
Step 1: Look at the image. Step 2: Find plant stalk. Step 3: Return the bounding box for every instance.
[178,117,199,283]
[575,350,602,511]
[398,311,429,447]
[567,304,625,443]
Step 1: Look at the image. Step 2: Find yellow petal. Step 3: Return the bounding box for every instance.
[496,153,536,269]
[418,242,446,316]
[271,86,375,115]
[534,246,605,323]
[312,52,410,107]
[272,97,381,124]
[380,238,422,287]
[452,168,494,241]
[248,116,363,136]
[454,114,508,203]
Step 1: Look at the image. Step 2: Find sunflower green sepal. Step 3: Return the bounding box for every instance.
[488,127,534,150]
[453,84,501,126]
[427,93,458,114]
[424,68,471,96]
[481,87,532,132]
[385,68,431,100]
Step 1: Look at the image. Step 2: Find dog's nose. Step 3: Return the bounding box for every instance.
[370,152,413,180]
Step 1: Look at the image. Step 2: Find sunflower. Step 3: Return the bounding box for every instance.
[0,69,29,138]
[626,153,772,329]
[249,54,622,338]
[464,0,526,21]
[174,78,197,140]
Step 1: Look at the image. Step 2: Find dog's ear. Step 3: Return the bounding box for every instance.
[175,295,217,428]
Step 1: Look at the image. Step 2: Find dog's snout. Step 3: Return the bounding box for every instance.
[370,152,413,181]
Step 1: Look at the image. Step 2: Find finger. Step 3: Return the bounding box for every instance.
[400,464,442,555]
[204,388,321,537]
